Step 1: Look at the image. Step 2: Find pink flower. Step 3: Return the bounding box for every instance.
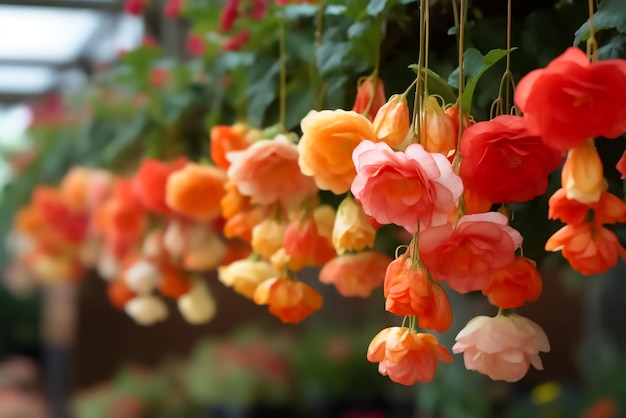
[351,140,463,234]
[221,30,250,51]
[221,0,239,30]
[418,212,523,293]
[124,0,145,15]
[227,135,317,208]
[187,34,206,57]
[164,0,183,18]
[452,314,550,382]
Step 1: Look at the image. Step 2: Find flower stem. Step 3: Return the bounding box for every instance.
[278,15,287,133]
[587,0,598,62]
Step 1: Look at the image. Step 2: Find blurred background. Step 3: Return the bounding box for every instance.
[0,0,625,417]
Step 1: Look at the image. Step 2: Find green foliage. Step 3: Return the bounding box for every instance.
[574,0,626,45]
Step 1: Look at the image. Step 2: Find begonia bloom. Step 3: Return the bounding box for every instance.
[284,214,336,271]
[460,115,562,203]
[545,222,626,275]
[299,109,377,194]
[332,196,376,254]
[421,95,457,157]
[134,158,187,215]
[367,327,452,385]
[352,76,386,121]
[383,255,452,333]
[125,295,169,326]
[549,188,626,226]
[165,163,226,221]
[561,140,604,204]
[418,212,523,293]
[453,314,550,382]
[482,256,542,309]
[515,47,626,152]
[218,258,279,299]
[319,251,392,297]
[251,217,288,260]
[373,94,411,148]
[210,124,252,171]
[351,140,463,234]
[177,279,216,325]
[227,135,317,208]
[253,277,323,323]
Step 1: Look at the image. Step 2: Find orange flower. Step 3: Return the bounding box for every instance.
[221,179,251,219]
[14,205,45,236]
[561,139,604,204]
[352,75,386,121]
[165,163,226,221]
[482,256,542,309]
[59,167,91,211]
[108,279,137,309]
[367,327,452,385]
[284,213,336,271]
[421,95,456,156]
[463,186,492,215]
[545,222,626,275]
[134,157,187,215]
[319,251,392,297]
[158,260,192,298]
[223,206,267,243]
[298,109,377,194]
[32,186,89,243]
[227,135,317,208]
[373,95,410,147]
[549,188,626,225]
[383,255,452,333]
[617,150,626,180]
[253,277,323,323]
[210,124,253,171]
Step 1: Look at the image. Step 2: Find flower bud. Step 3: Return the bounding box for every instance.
[373,95,411,148]
[561,139,604,204]
[420,96,456,157]
[352,75,386,121]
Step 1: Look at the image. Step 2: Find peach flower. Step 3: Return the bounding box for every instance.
[383,254,452,333]
[177,278,216,324]
[418,212,523,293]
[218,258,279,299]
[284,214,336,271]
[253,277,323,323]
[367,327,452,385]
[545,222,626,275]
[299,109,377,194]
[561,139,604,204]
[165,163,226,221]
[319,251,392,297]
[251,217,287,259]
[420,95,456,157]
[227,135,317,208]
[482,256,542,309]
[549,188,626,226]
[452,314,550,382]
[373,94,411,148]
[332,196,376,254]
[125,295,168,326]
[352,140,463,234]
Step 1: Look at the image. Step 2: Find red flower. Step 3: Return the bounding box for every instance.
[515,47,626,152]
[617,149,626,180]
[221,0,239,30]
[187,34,206,57]
[221,30,250,51]
[352,76,386,121]
[164,0,183,18]
[124,0,146,15]
[134,158,187,216]
[459,115,562,203]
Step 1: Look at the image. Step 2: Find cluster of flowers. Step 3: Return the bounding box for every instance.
[9,46,626,386]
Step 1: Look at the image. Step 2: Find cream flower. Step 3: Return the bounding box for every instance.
[452,313,550,382]
[332,196,376,254]
[218,259,279,299]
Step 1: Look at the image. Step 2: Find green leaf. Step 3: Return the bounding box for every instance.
[598,33,626,59]
[574,0,626,45]
[348,21,379,66]
[367,0,391,16]
[448,48,513,112]
[408,65,457,104]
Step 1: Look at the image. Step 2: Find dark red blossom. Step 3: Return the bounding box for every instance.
[459,115,563,203]
[164,0,183,18]
[124,0,145,15]
[221,0,239,30]
[186,34,206,57]
[221,30,250,51]
[515,47,626,152]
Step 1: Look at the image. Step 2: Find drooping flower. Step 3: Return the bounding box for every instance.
[187,34,206,57]
[299,109,377,194]
[181,224,227,271]
[459,115,563,203]
[561,139,604,204]
[332,196,376,254]
[352,75,386,121]
[418,212,523,293]
[177,278,216,324]
[221,30,251,51]
[482,256,542,309]
[548,188,626,226]
[319,251,392,297]
[251,217,287,260]
[352,140,463,234]
[107,279,136,309]
[617,150,626,180]
[453,314,550,382]
[227,135,317,208]
[125,295,169,326]
[383,254,452,333]
[545,222,626,275]
[367,327,452,385]
[373,94,411,148]
[134,158,187,215]
[220,0,239,30]
[421,95,457,157]
[283,212,336,271]
[210,124,253,171]
[515,47,626,152]
[165,163,226,221]
[218,258,279,299]
[124,259,162,295]
[253,277,323,323]
[158,260,192,298]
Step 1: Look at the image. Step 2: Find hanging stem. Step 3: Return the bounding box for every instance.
[278,15,287,132]
[490,0,517,118]
[412,0,427,144]
[452,0,466,174]
[314,2,326,110]
[587,0,598,62]
[362,17,383,118]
